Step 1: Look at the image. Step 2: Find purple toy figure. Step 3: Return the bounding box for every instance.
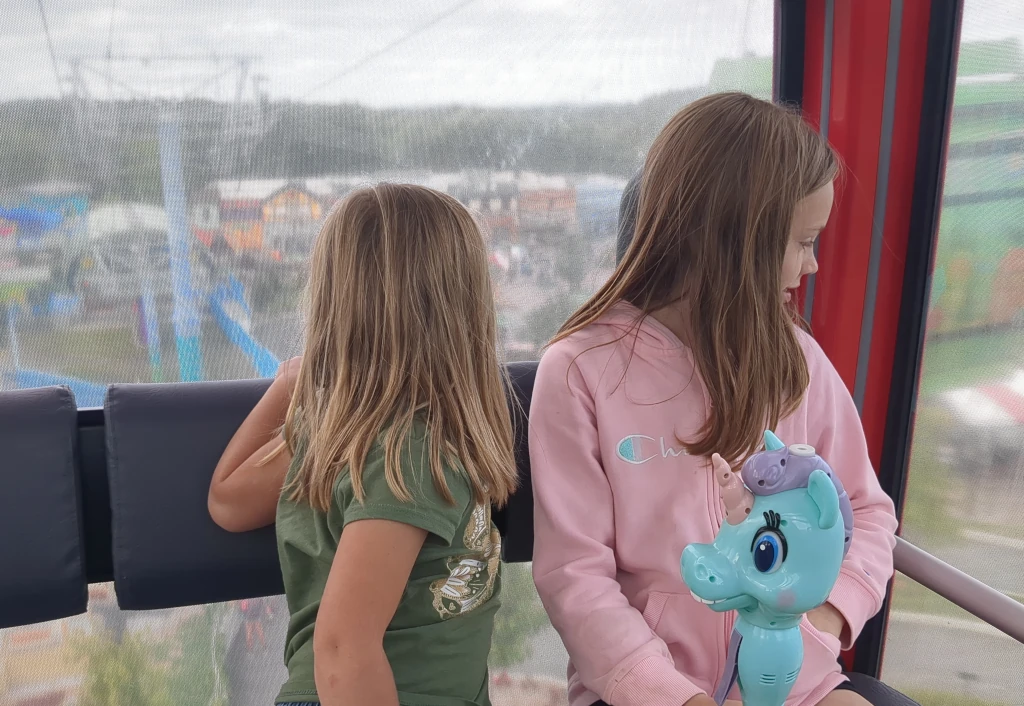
[742,430,854,557]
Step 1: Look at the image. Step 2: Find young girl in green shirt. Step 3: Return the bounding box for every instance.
[208,183,518,706]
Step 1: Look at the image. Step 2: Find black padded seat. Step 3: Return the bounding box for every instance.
[104,362,540,610]
[105,379,283,609]
[0,386,87,628]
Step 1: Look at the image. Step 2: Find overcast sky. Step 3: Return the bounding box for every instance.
[3,0,1023,107]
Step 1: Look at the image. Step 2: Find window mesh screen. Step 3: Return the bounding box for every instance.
[880,3,1024,705]
[1,1,771,703]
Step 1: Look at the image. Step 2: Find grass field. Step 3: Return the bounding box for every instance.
[12,314,257,385]
[891,574,1024,619]
[903,689,1008,706]
[917,327,1024,397]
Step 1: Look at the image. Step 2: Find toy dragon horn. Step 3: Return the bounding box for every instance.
[712,453,754,524]
[764,430,785,451]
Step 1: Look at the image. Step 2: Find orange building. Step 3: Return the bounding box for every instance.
[517,188,577,236]
[193,179,339,257]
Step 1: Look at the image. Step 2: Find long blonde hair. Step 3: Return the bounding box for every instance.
[553,92,839,467]
[280,183,517,512]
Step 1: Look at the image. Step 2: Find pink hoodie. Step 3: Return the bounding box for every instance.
[529,301,898,706]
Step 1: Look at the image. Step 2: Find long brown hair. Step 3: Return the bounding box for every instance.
[553,92,838,467]
[279,183,517,512]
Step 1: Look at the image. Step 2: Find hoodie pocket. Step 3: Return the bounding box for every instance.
[638,591,722,694]
[802,616,842,658]
[641,592,671,632]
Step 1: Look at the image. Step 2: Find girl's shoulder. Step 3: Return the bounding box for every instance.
[789,326,852,423]
[792,326,837,382]
[539,300,672,373]
[793,326,818,358]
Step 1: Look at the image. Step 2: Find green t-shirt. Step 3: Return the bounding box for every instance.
[273,424,502,705]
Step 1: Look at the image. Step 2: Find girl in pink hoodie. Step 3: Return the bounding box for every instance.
[529,93,905,706]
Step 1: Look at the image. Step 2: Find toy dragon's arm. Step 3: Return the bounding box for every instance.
[712,629,742,706]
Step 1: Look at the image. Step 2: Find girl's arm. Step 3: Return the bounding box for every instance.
[802,336,899,649]
[313,518,427,706]
[312,429,474,705]
[208,357,301,533]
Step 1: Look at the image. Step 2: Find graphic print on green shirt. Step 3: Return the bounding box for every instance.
[273,422,502,706]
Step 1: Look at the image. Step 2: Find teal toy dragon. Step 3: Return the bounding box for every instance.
[680,431,849,706]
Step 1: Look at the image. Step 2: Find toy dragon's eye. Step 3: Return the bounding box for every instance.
[752,531,784,573]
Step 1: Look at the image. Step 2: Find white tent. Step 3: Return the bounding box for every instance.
[87,203,168,242]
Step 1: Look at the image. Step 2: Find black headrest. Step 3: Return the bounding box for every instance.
[105,362,539,610]
[0,387,87,628]
[106,379,283,609]
[493,361,537,563]
[616,167,642,264]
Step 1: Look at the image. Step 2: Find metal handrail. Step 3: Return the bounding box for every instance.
[894,536,1024,644]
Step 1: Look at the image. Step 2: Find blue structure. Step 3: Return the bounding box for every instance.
[575,181,625,240]
[157,114,204,382]
[0,206,63,233]
[209,276,279,379]
[140,278,164,383]
[11,369,107,408]
[0,205,64,250]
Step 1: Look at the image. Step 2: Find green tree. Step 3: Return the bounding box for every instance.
[525,290,584,350]
[0,91,699,192]
[71,603,229,706]
[489,562,551,670]
[165,605,230,706]
[554,234,592,291]
[113,138,163,202]
[71,630,174,706]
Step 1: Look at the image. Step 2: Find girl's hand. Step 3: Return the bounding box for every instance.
[808,601,847,640]
[276,356,303,395]
[683,696,719,706]
[208,358,299,533]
